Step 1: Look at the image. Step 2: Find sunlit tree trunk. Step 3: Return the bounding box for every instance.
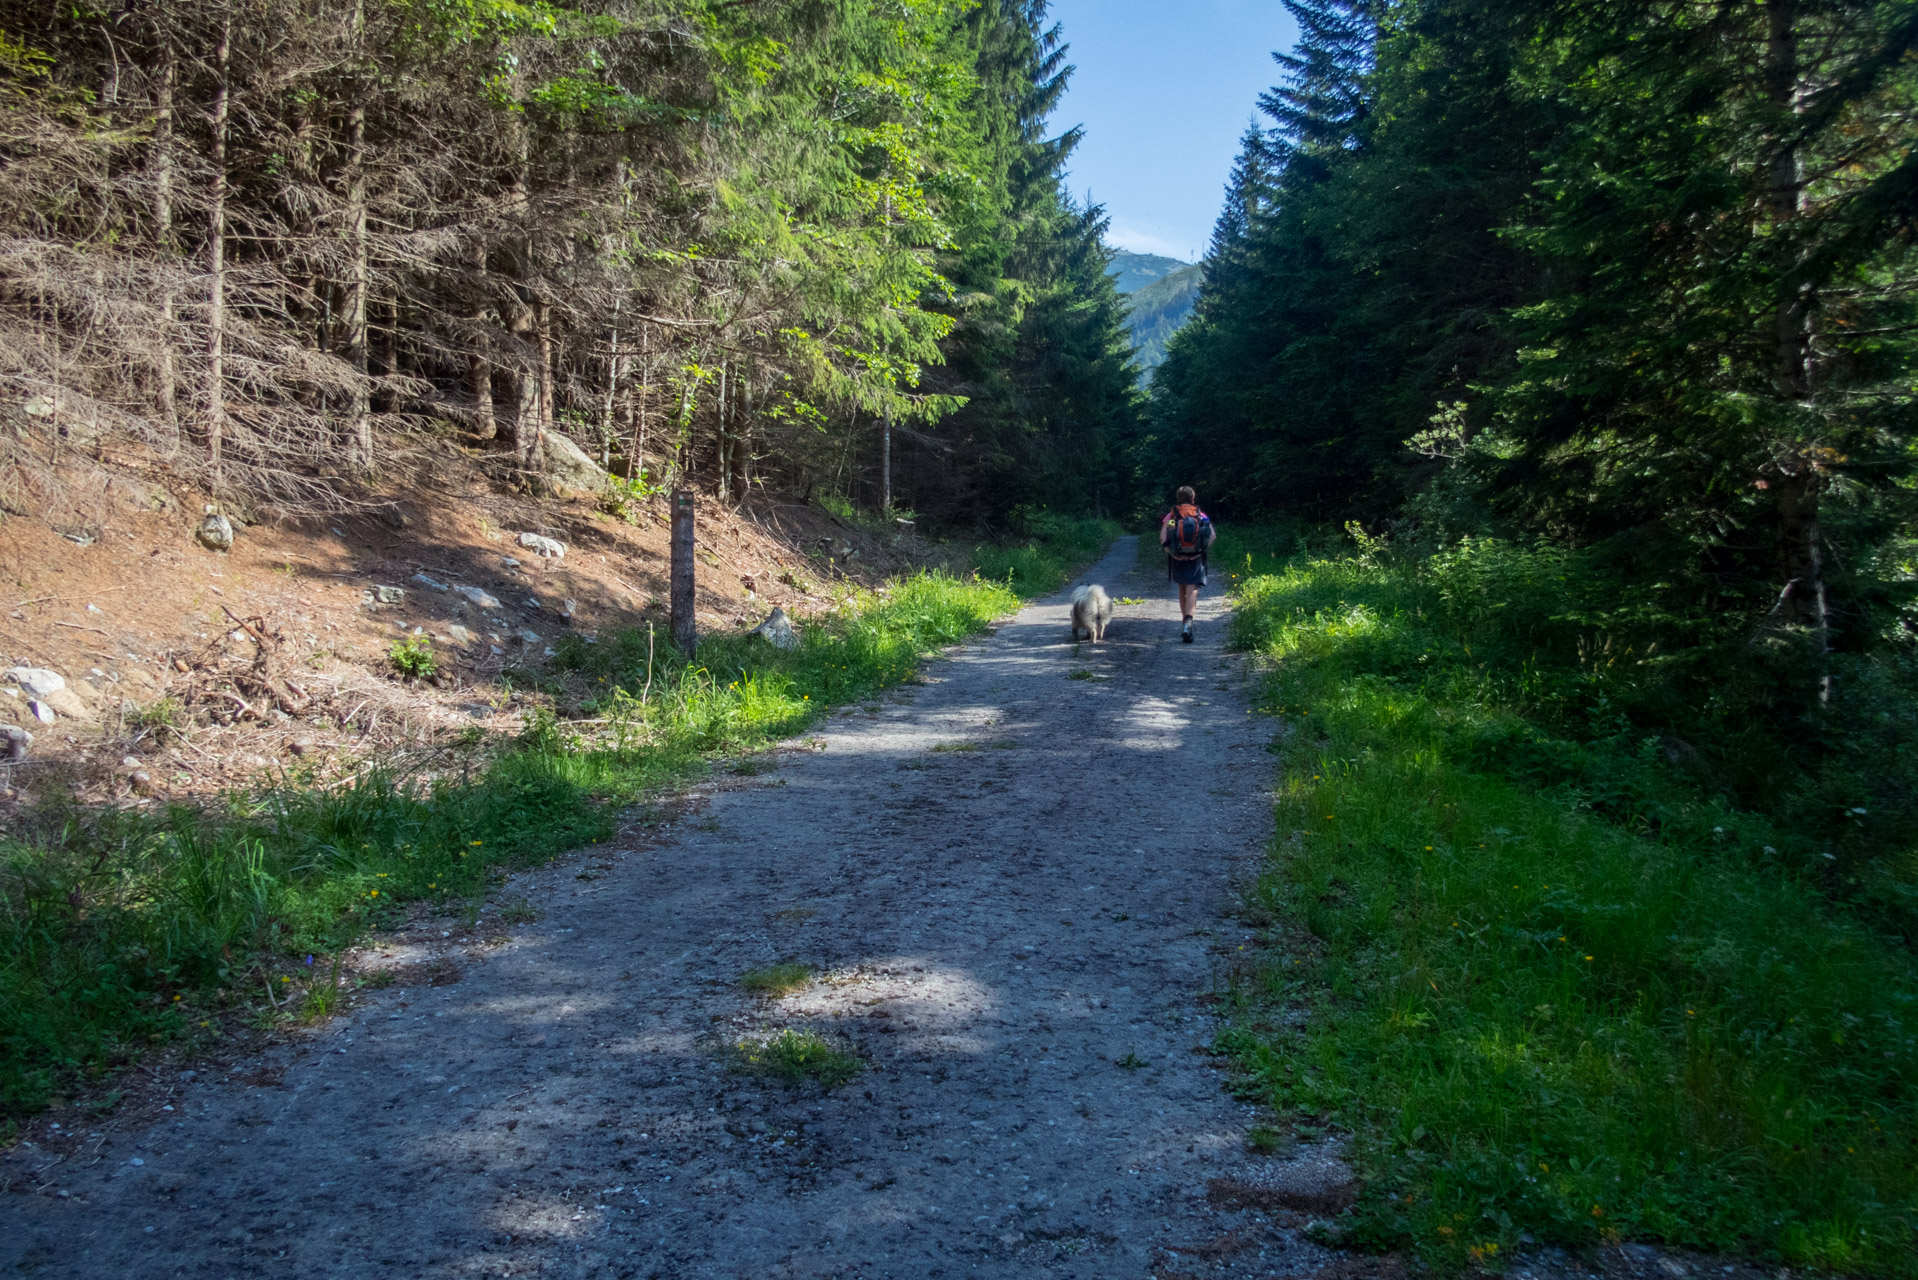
[150,32,177,430]
[467,238,496,440]
[343,0,371,470]
[204,14,232,472]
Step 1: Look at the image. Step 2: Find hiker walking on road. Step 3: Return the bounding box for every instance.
[1160,486,1215,644]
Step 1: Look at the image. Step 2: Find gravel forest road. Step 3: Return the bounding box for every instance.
[3,535,1354,1280]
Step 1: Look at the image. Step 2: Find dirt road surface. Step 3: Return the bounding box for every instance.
[4,536,1354,1279]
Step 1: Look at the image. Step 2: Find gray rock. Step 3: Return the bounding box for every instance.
[27,699,56,725]
[0,723,30,761]
[517,532,566,559]
[522,597,542,611]
[196,513,234,551]
[411,573,449,592]
[515,629,541,645]
[40,687,92,720]
[5,667,65,698]
[446,624,476,647]
[361,585,405,607]
[536,432,607,494]
[456,585,502,610]
[748,607,800,650]
[560,598,578,621]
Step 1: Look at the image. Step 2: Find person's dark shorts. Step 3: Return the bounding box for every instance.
[1169,556,1208,587]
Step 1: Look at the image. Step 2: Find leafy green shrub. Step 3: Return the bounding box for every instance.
[388,633,437,680]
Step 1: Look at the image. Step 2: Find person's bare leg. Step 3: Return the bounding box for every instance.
[1179,584,1198,619]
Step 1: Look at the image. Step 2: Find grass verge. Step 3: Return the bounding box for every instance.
[971,514,1120,596]
[1221,542,1916,1276]
[0,568,1021,1130]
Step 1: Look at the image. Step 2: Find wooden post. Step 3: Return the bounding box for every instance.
[670,488,696,656]
[881,402,892,513]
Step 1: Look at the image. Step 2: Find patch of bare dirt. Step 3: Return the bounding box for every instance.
[1,446,950,816]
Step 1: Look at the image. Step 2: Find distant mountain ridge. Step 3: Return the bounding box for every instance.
[1106,252,1203,377]
[1106,251,1193,296]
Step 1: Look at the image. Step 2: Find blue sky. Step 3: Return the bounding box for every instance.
[1046,0,1300,263]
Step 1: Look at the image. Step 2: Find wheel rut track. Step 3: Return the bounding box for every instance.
[4,536,1352,1279]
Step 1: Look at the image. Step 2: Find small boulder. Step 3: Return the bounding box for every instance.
[536,432,608,494]
[196,513,234,552]
[40,687,92,720]
[27,699,55,725]
[559,598,577,622]
[446,624,476,647]
[456,585,502,610]
[517,532,566,559]
[5,667,64,698]
[748,607,800,651]
[0,724,30,761]
[515,629,541,645]
[411,573,449,592]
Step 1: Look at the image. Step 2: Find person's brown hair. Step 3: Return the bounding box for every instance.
[1176,486,1196,505]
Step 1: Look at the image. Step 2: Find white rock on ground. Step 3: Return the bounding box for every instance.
[517,532,566,559]
[748,606,800,650]
[0,724,30,761]
[195,513,234,551]
[4,667,65,698]
[537,432,609,494]
[456,585,502,610]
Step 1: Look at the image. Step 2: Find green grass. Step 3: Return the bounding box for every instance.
[730,1028,860,1087]
[970,514,1120,597]
[739,963,814,996]
[0,569,1018,1129]
[1219,542,1918,1276]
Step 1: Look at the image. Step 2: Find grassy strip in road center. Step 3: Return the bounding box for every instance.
[0,569,1020,1130]
[1218,545,1917,1277]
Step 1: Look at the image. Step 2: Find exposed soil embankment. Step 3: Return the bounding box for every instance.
[1,455,942,814]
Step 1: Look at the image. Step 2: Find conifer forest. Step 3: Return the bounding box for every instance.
[0,0,1140,524]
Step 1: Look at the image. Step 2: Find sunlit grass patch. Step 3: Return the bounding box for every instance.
[739,963,813,997]
[0,569,1018,1127]
[1221,541,1918,1277]
[730,1029,860,1088]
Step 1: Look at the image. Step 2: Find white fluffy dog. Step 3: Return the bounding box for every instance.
[1069,584,1113,643]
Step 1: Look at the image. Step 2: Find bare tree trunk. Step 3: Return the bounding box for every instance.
[626,325,649,480]
[528,297,553,473]
[1763,0,1829,674]
[467,240,496,440]
[716,358,730,502]
[204,15,233,472]
[343,0,371,470]
[881,402,892,513]
[150,33,177,429]
[1767,0,1811,400]
[602,298,622,468]
[731,375,751,500]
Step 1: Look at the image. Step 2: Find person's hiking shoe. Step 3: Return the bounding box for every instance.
[1181,620,1194,643]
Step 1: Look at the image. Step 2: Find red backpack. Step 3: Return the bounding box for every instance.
[1167,504,1210,560]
